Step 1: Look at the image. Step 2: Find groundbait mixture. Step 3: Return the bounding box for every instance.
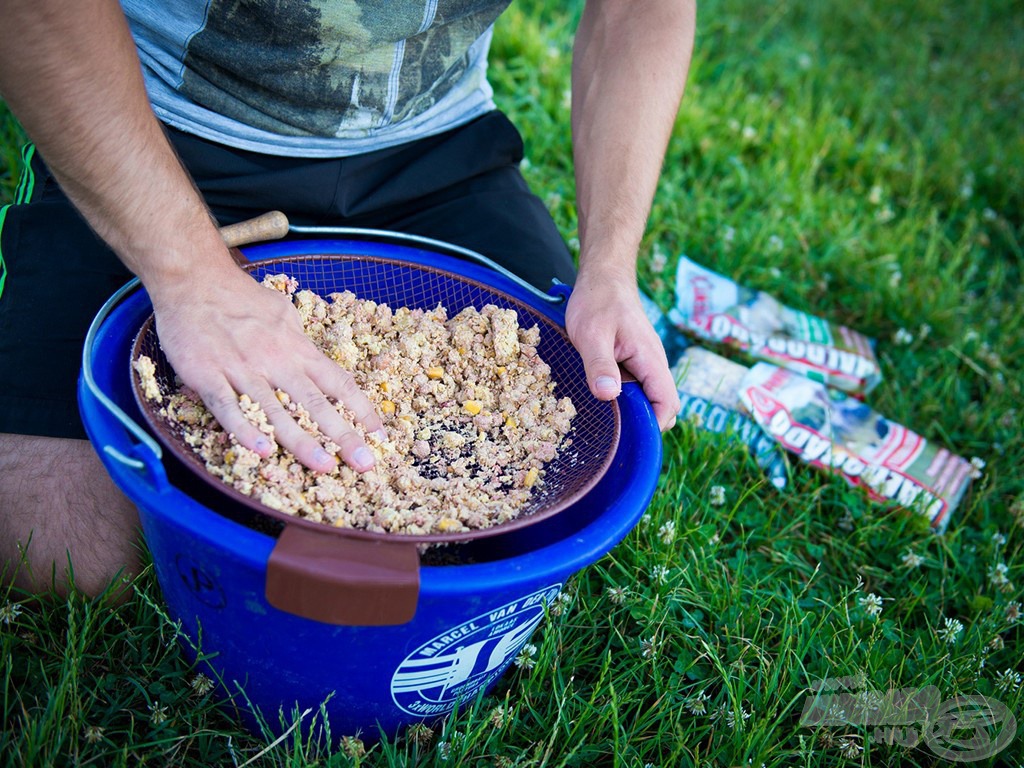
[135,273,576,536]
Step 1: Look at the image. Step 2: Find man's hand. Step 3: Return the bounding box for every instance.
[150,265,384,473]
[565,264,679,430]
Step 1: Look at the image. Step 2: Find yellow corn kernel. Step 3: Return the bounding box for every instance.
[437,518,463,533]
[524,467,539,488]
[426,366,444,380]
[275,390,290,405]
[463,400,483,415]
[496,366,507,375]
[224,449,236,465]
[504,415,518,429]
[381,400,396,415]
[379,381,390,393]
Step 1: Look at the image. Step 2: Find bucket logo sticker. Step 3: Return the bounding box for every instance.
[391,583,562,717]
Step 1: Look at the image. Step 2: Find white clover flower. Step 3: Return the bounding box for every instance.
[992,531,1007,547]
[567,237,580,253]
[148,703,169,726]
[0,601,23,625]
[606,585,629,605]
[859,593,884,619]
[989,562,1010,587]
[657,520,677,545]
[982,207,998,221]
[988,635,1005,652]
[724,705,751,729]
[970,456,986,479]
[709,485,726,507]
[994,669,1022,693]
[640,637,657,659]
[685,690,710,715]
[639,513,652,529]
[437,740,452,761]
[767,235,784,253]
[340,736,366,758]
[1005,601,1022,623]
[868,185,884,205]
[650,565,671,584]
[893,327,914,345]
[489,704,508,729]
[742,125,758,142]
[937,617,964,644]
[918,322,932,339]
[875,206,895,223]
[549,592,573,617]
[83,725,105,744]
[901,550,925,569]
[797,52,812,69]
[190,672,214,696]
[513,643,538,669]
[837,738,863,759]
[513,651,536,670]
[722,226,736,243]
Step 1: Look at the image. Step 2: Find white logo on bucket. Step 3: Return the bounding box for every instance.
[391,583,562,717]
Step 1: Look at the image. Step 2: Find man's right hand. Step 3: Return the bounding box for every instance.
[150,265,385,472]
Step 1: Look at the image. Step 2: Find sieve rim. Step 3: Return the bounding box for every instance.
[130,252,621,544]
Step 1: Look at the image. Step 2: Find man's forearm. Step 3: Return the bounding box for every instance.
[571,0,696,274]
[0,0,232,294]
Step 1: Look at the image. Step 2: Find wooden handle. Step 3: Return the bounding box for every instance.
[219,210,290,248]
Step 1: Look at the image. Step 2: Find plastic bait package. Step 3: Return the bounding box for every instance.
[671,347,789,490]
[667,256,882,396]
[639,288,689,363]
[737,363,973,533]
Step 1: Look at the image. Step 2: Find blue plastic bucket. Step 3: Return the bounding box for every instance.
[78,235,662,738]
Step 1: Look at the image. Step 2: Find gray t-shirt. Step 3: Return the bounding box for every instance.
[123,0,510,157]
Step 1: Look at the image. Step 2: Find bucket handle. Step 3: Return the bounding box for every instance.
[81,277,166,476]
[286,223,568,308]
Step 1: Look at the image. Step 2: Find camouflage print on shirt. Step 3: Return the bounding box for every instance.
[178,0,510,137]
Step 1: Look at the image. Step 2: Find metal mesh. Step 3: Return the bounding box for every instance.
[132,254,620,541]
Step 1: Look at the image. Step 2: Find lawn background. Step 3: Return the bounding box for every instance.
[2,0,1023,766]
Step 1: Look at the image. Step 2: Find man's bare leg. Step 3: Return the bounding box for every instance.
[0,433,141,598]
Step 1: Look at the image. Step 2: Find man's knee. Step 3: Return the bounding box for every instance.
[0,433,141,597]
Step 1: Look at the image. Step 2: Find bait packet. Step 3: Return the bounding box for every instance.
[671,347,789,490]
[737,363,973,533]
[667,256,882,396]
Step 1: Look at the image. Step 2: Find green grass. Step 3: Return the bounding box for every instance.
[3,0,1023,765]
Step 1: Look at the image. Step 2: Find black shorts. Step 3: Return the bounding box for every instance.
[0,111,576,439]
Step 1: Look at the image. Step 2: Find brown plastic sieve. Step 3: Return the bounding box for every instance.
[128,220,622,625]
